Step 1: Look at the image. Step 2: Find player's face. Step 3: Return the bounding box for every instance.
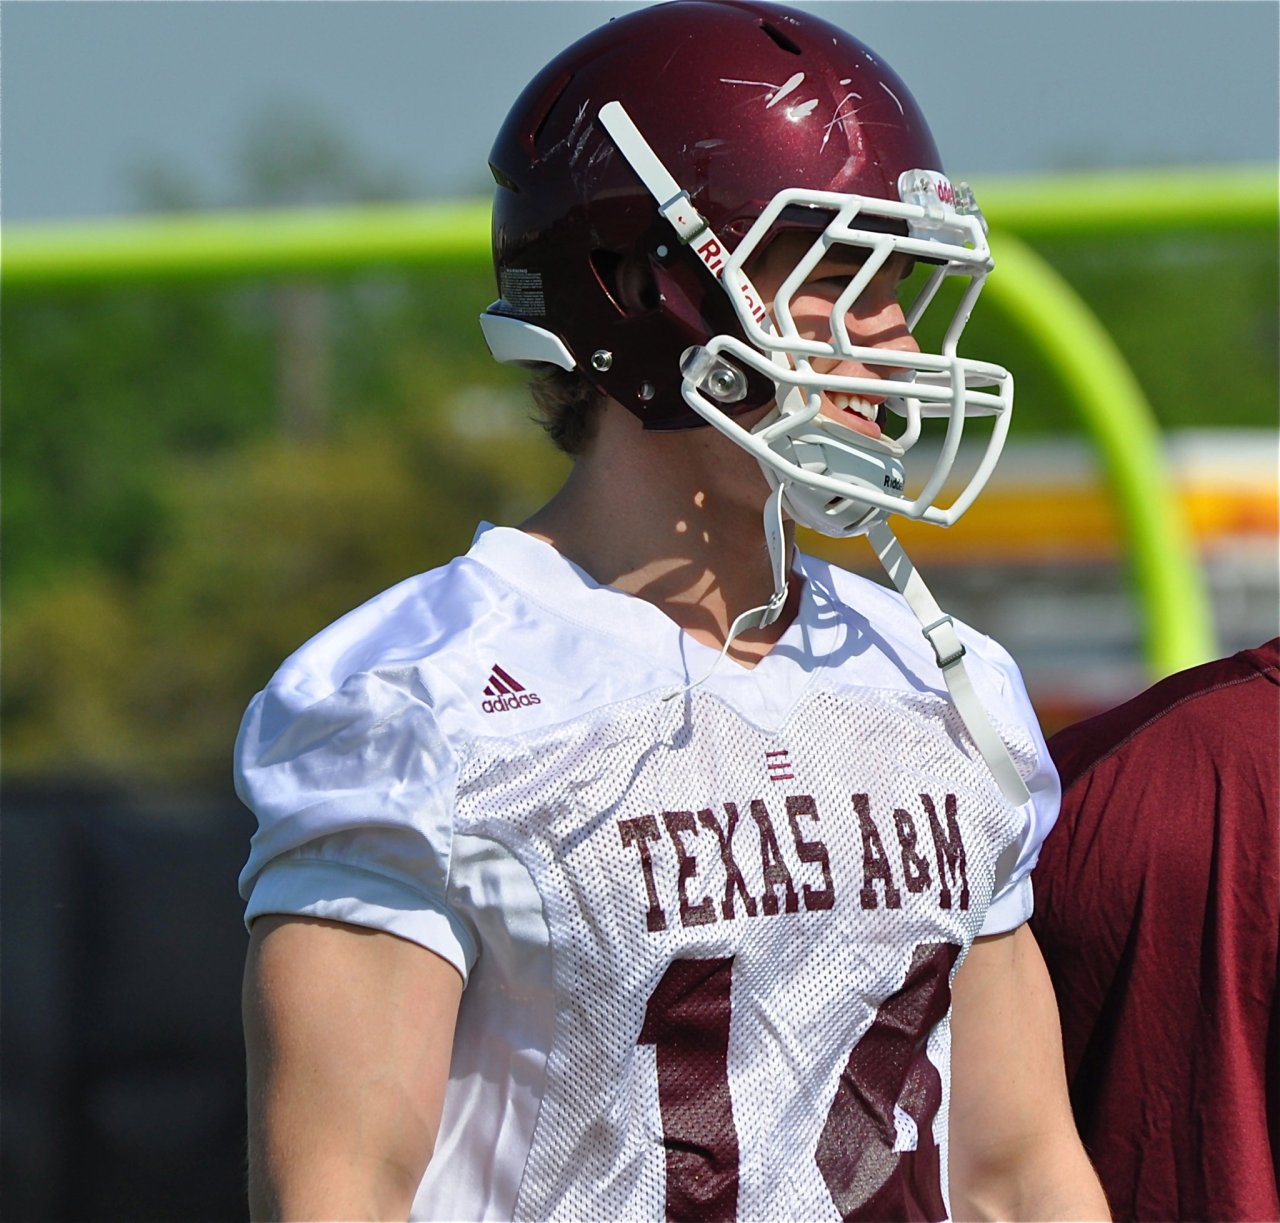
[745,232,920,440]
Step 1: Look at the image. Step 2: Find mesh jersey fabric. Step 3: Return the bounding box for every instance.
[236,523,1059,1222]
[1031,639,1280,1223]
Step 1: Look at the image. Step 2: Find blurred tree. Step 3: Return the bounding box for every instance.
[233,98,419,440]
[233,97,411,209]
[0,91,538,786]
[1036,232,1279,431]
[131,96,421,440]
[127,95,413,213]
[1,284,278,600]
[2,577,145,783]
[2,402,567,787]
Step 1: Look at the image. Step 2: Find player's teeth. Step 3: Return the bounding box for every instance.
[829,392,874,421]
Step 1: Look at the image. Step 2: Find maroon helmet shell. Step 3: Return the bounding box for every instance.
[486,0,944,429]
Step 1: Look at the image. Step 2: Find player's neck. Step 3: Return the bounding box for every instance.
[519,413,799,664]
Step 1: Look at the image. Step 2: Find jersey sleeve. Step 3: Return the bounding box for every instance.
[234,661,477,981]
[968,631,1062,937]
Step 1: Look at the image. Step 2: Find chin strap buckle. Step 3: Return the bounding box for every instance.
[600,101,712,245]
[921,615,966,670]
[763,587,789,622]
[658,190,709,245]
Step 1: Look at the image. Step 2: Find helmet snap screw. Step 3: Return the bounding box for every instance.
[709,369,738,398]
[639,382,656,401]
[590,350,613,372]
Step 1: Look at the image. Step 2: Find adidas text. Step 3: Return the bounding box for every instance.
[482,692,543,714]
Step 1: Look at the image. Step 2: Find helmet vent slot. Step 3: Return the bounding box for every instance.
[526,68,575,157]
[759,21,802,55]
[489,163,520,193]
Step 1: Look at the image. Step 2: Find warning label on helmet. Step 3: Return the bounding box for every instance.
[501,268,546,316]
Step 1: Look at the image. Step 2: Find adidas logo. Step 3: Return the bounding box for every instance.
[481,663,542,714]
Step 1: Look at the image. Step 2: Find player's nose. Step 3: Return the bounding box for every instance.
[865,282,919,346]
[838,295,920,365]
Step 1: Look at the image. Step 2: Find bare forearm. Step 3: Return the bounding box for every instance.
[248,1157,422,1222]
[1014,1159,1110,1222]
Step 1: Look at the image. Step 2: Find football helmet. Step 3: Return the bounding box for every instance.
[481,0,1028,803]
[481,0,1013,537]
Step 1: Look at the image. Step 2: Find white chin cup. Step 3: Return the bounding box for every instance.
[758,413,907,538]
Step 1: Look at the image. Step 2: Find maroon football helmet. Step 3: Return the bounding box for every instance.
[481,0,945,430]
[480,0,1013,554]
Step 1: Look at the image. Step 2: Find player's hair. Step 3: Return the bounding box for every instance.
[529,365,605,456]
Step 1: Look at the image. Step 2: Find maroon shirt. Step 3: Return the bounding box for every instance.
[1032,640,1280,1223]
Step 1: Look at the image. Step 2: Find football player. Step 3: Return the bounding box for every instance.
[237,2,1109,1219]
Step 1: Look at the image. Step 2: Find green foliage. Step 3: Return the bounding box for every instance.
[1,267,517,600]
[3,576,146,783]
[1027,231,1279,432]
[2,398,567,787]
[2,284,276,595]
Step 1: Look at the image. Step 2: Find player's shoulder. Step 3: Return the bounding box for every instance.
[246,523,684,745]
[1049,638,1280,790]
[264,543,510,707]
[798,550,1022,688]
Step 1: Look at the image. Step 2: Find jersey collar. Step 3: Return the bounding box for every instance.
[467,523,849,729]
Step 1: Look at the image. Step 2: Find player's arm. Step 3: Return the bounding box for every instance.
[243,914,464,1222]
[947,922,1109,1221]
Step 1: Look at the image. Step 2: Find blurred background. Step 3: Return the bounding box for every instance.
[2,2,1277,1219]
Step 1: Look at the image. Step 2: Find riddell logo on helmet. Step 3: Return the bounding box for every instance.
[694,237,767,325]
[481,664,542,714]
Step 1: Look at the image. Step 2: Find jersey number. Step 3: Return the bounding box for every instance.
[638,942,961,1222]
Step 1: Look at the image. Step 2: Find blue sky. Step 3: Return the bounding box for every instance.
[4,1,1277,222]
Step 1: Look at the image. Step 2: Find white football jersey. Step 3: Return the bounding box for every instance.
[236,523,1059,1222]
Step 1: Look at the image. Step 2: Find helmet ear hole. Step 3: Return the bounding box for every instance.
[590,250,659,316]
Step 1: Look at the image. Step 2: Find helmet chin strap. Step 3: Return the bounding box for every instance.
[661,484,1031,808]
[866,520,1031,805]
[663,487,791,702]
[752,403,1029,804]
